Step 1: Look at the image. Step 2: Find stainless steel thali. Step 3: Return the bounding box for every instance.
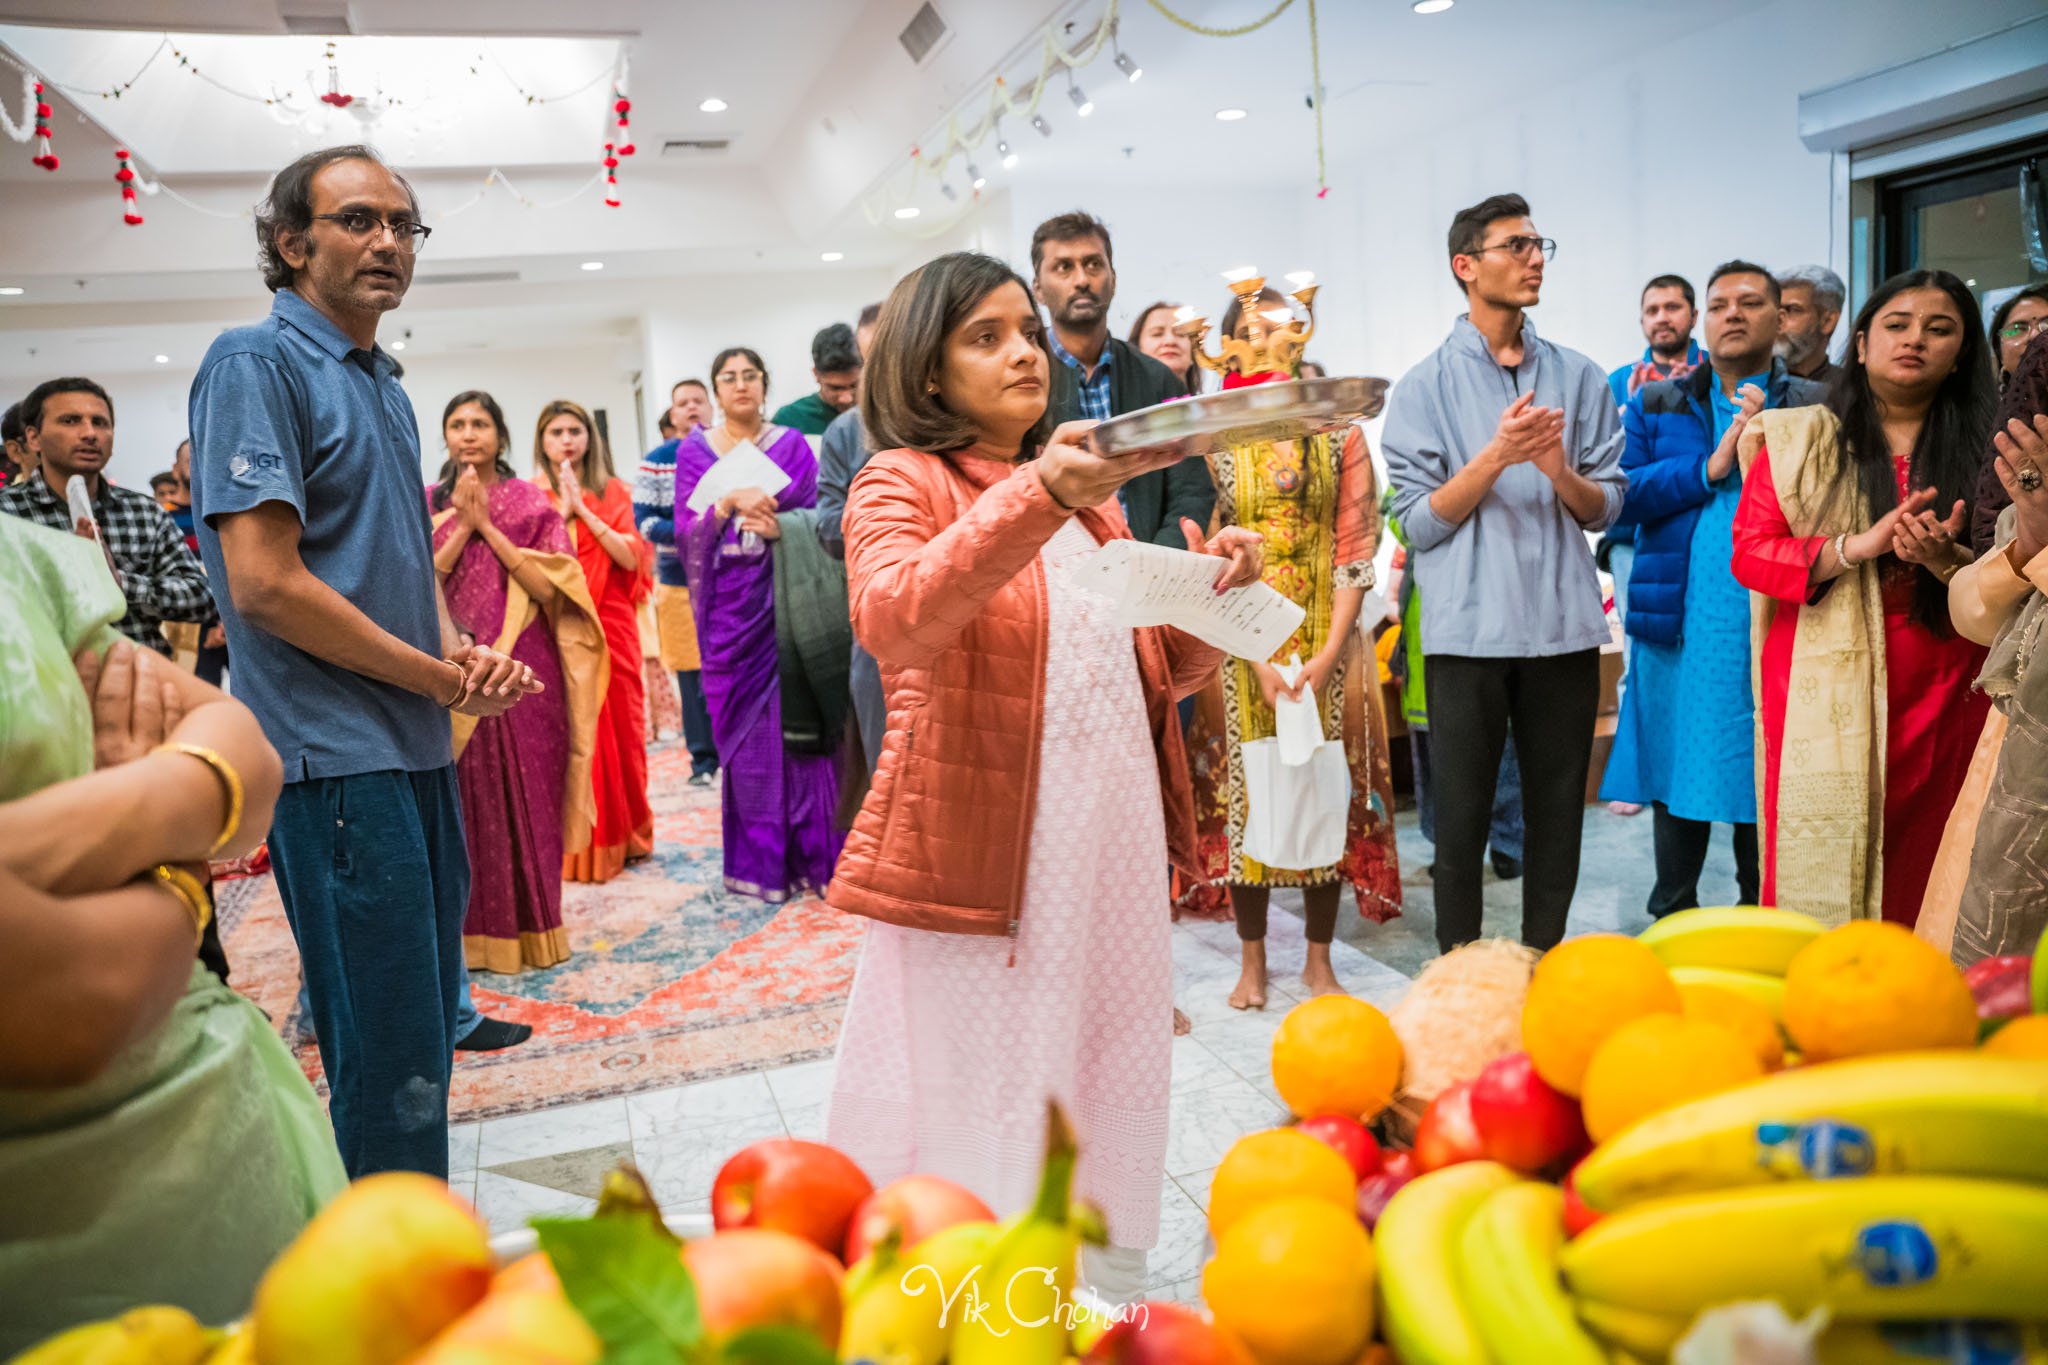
[1086,375,1390,459]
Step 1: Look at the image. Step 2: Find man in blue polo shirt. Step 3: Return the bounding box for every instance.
[190,145,542,1178]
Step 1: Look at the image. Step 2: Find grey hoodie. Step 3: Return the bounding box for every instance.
[1382,313,1624,658]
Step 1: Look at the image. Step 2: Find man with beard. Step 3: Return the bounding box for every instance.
[1033,210,1214,545]
[1607,274,1704,407]
[1599,261,1823,917]
[1774,264,1845,385]
[189,145,543,1177]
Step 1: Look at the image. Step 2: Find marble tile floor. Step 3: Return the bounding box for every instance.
[457,805,1722,1300]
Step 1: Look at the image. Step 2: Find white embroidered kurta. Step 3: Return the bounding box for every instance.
[825,518,1173,1247]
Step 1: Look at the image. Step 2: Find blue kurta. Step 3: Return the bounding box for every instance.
[1599,373,1763,823]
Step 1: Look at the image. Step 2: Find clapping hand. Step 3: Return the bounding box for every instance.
[1706,384,1765,482]
[75,638,184,768]
[1491,393,1568,478]
[1843,485,1938,566]
[1993,413,2048,564]
[445,642,544,718]
[1891,496,1967,569]
[1182,518,1265,593]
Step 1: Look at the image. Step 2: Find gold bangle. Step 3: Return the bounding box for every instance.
[153,742,244,858]
[151,863,213,946]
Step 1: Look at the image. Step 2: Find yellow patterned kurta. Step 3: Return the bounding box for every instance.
[1181,425,1402,920]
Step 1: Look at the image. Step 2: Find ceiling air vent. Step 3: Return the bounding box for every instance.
[412,271,521,286]
[661,138,732,157]
[899,3,950,66]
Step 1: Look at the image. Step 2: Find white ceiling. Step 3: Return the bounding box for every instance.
[0,0,1992,382]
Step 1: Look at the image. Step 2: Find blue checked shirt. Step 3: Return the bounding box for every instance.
[1047,328,1115,422]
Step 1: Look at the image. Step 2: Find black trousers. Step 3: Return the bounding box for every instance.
[1426,650,1601,953]
[1649,805,1759,918]
[677,669,718,777]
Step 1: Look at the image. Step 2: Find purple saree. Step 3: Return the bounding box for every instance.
[432,476,573,971]
[674,425,843,902]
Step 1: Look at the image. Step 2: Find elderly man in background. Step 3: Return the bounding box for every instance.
[1774,264,1845,385]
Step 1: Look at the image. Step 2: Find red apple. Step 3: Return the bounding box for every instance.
[1086,1301,1255,1363]
[681,1228,843,1348]
[1294,1114,1383,1183]
[1411,1081,1487,1172]
[711,1139,874,1257]
[1561,1161,1603,1238]
[1468,1051,1589,1174]
[1965,955,2034,1022]
[1354,1149,1417,1230]
[842,1174,996,1265]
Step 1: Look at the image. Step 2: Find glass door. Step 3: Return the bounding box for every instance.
[1877,137,2048,326]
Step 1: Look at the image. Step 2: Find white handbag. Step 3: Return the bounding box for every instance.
[1240,656,1352,872]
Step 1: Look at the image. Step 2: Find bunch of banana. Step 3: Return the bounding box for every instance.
[1456,1183,1606,1365]
[1563,1177,2048,1326]
[1373,1160,1519,1365]
[1574,1051,2048,1210]
[840,1219,1004,1365]
[948,1102,1103,1365]
[9,1308,222,1365]
[1638,906,1821,1019]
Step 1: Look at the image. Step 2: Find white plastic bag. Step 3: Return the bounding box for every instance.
[1241,657,1351,871]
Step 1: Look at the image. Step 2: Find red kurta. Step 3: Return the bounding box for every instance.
[551,476,655,883]
[1731,450,1989,926]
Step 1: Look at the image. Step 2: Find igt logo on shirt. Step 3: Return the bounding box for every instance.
[230,452,285,480]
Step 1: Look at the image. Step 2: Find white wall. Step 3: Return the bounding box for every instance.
[636,266,895,457]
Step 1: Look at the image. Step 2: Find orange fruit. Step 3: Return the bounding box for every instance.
[1678,981,1786,1070]
[1983,1015,2048,1059]
[1521,935,1681,1096]
[1271,995,1403,1122]
[1579,1013,1765,1142]
[1203,1196,1376,1365]
[1781,921,1977,1063]
[1208,1127,1357,1240]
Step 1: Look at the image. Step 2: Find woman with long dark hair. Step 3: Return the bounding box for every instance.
[535,399,654,883]
[429,391,606,968]
[1128,300,1202,396]
[672,348,842,902]
[1732,269,1998,926]
[823,252,1262,1299]
[1967,286,2048,554]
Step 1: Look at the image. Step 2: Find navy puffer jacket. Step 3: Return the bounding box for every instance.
[1617,359,1822,646]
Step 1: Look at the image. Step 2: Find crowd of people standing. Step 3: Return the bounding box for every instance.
[3,136,2046,1334]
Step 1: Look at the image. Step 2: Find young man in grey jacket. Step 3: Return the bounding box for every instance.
[1381,192,1625,954]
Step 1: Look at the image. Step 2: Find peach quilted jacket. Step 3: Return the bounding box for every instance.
[828,446,1223,939]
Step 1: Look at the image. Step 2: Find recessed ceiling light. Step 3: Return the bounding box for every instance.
[1215,107,1248,121]
[580,261,604,271]
[820,251,844,262]
[390,340,406,351]
[1413,0,1454,12]
[894,206,921,220]
[699,97,727,113]
[0,286,23,296]
[1965,278,1978,286]
[153,354,169,364]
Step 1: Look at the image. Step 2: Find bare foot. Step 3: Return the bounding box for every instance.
[1301,944,1345,998]
[1172,1007,1192,1035]
[1228,941,1268,1011]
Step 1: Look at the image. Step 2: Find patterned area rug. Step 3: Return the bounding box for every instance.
[218,740,864,1122]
